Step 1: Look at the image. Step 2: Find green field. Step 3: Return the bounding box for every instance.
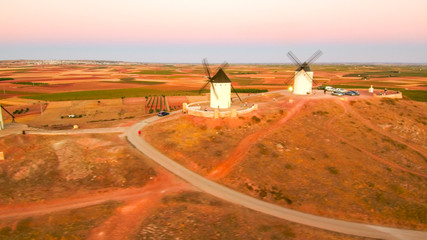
[234,88,268,93]
[0,90,34,99]
[110,80,166,85]
[401,90,427,102]
[21,88,200,101]
[229,71,259,75]
[131,70,178,75]
[0,77,14,81]
[12,82,49,86]
[119,77,135,81]
[233,77,264,86]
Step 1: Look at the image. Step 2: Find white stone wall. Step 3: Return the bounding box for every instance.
[293,71,313,95]
[210,82,231,109]
[186,101,257,118]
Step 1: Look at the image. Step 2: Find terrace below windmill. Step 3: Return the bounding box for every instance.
[183,100,258,119]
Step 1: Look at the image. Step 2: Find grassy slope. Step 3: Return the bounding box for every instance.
[144,98,427,229]
[0,201,120,240]
[0,134,155,204]
[134,191,366,240]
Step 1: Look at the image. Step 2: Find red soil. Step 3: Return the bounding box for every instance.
[123,97,146,105]
[87,170,193,240]
[166,96,187,110]
[207,98,308,179]
[328,100,427,178]
[0,170,191,221]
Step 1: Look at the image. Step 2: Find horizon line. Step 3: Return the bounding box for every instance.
[1,59,427,65]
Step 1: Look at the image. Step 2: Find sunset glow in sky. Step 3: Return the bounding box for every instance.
[1,0,427,63]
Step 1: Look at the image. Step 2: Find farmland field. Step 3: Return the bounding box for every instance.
[0,60,426,239]
[0,61,425,102]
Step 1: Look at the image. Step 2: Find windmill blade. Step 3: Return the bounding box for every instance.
[210,81,219,99]
[214,61,229,76]
[219,61,229,70]
[311,76,321,87]
[306,50,323,65]
[301,69,321,87]
[202,58,212,79]
[302,70,318,87]
[199,80,210,94]
[230,84,242,102]
[287,51,303,67]
[283,74,295,86]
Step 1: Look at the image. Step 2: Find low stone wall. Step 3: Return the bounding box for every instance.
[184,101,257,118]
[373,92,403,99]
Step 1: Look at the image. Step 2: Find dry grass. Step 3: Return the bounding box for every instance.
[133,191,369,240]
[145,98,427,229]
[0,134,156,204]
[0,201,120,239]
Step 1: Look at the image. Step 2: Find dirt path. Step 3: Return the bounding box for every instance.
[25,126,128,135]
[0,171,192,221]
[327,100,427,178]
[127,112,427,240]
[207,99,308,179]
[87,170,192,240]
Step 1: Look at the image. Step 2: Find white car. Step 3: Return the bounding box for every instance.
[335,88,347,93]
[325,86,335,91]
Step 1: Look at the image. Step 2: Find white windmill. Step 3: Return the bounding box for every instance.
[285,50,323,95]
[0,105,15,130]
[199,59,242,109]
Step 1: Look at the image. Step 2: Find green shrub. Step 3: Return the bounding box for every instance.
[252,116,261,123]
[327,166,339,175]
[119,77,135,81]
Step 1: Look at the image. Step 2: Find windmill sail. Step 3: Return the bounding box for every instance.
[286,50,322,94]
[199,59,241,109]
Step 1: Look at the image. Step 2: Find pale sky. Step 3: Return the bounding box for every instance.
[1,0,427,63]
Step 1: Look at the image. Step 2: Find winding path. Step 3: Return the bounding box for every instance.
[208,99,307,179]
[126,112,427,240]
[0,172,187,221]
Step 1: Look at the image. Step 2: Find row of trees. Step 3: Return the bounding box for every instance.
[13,108,29,115]
[145,95,167,114]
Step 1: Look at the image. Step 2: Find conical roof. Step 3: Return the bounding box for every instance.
[211,68,231,83]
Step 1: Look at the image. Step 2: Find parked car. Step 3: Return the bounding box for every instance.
[335,88,347,93]
[325,86,335,91]
[331,91,344,96]
[317,86,326,90]
[345,91,360,96]
[158,111,170,117]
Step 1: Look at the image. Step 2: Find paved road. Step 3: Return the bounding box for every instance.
[25,127,127,135]
[126,113,427,240]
